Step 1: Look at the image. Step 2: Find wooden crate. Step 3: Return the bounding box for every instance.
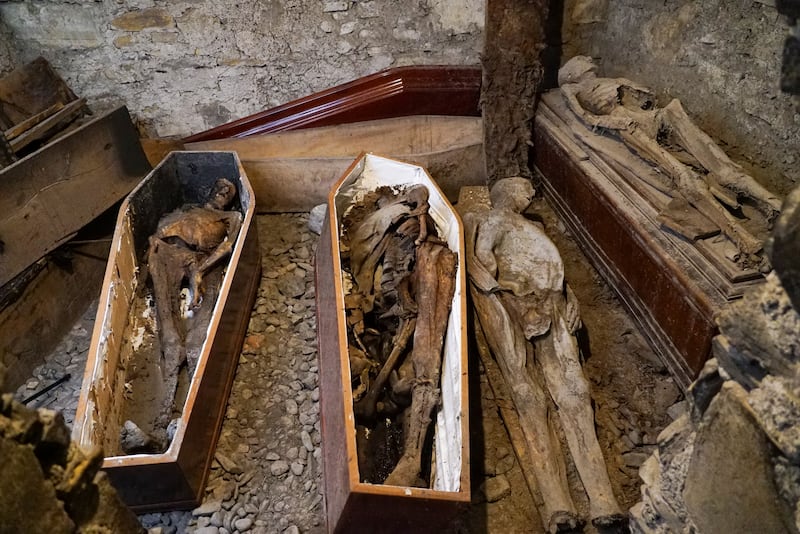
[0,106,151,388]
[72,151,261,512]
[0,56,89,163]
[315,153,470,533]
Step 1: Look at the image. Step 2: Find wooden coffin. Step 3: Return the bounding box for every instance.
[184,65,481,142]
[315,153,470,533]
[72,151,260,512]
[186,115,487,212]
[0,106,150,289]
[532,91,764,387]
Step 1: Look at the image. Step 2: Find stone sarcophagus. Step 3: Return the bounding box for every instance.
[315,153,470,533]
[72,151,261,512]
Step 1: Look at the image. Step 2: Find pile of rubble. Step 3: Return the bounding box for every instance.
[0,393,142,533]
[631,188,800,534]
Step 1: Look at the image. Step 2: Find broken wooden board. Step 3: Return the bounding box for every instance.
[187,115,487,211]
[532,91,768,386]
[0,57,78,129]
[72,151,261,511]
[8,98,87,153]
[0,106,151,288]
[657,197,720,242]
[5,102,66,141]
[315,153,470,532]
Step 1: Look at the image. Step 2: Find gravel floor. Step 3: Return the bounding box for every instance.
[15,209,681,534]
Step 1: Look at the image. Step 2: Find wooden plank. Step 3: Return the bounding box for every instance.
[184,65,481,142]
[471,313,541,506]
[0,241,108,390]
[4,102,64,141]
[314,214,352,532]
[140,138,186,167]
[9,98,87,153]
[657,197,720,241]
[242,144,486,212]
[0,106,151,288]
[188,116,486,212]
[186,115,484,158]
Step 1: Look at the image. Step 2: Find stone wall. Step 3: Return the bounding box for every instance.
[0,1,483,137]
[561,0,800,197]
[2,1,796,194]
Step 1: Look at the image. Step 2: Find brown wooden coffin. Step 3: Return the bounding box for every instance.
[0,106,150,289]
[186,115,486,211]
[184,65,481,142]
[72,151,260,512]
[532,91,764,387]
[315,153,470,533]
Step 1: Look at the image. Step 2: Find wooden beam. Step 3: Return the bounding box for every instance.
[482,0,550,183]
[188,116,487,211]
[4,102,64,141]
[9,98,87,154]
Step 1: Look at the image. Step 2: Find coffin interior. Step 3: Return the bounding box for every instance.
[73,151,252,457]
[331,153,466,492]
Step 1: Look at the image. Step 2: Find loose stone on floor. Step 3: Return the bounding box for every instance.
[18,214,326,534]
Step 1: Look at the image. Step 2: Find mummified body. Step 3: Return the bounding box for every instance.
[120,178,242,453]
[464,178,623,532]
[341,185,457,487]
[559,56,782,269]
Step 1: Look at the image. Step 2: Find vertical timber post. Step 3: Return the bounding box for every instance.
[482,0,551,185]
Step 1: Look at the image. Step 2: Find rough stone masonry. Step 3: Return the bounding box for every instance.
[0,1,484,137]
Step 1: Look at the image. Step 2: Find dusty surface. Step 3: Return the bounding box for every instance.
[15,204,680,533]
[0,396,143,534]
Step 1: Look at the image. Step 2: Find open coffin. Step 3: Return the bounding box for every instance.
[315,153,470,532]
[72,151,261,511]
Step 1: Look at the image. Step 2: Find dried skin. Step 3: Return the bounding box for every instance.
[384,241,457,488]
[341,184,456,487]
[559,55,782,267]
[464,178,623,529]
[127,178,241,452]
